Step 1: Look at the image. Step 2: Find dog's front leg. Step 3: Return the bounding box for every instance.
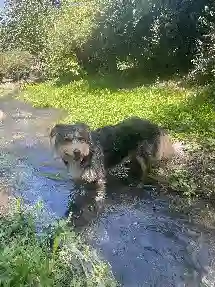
[81,167,97,183]
[94,178,106,212]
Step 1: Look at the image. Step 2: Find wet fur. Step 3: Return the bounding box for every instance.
[50,122,106,209]
[95,117,174,174]
[50,122,105,182]
[50,117,174,209]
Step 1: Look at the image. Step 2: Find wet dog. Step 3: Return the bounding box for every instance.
[50,117,175,210]
[95,117,174,180]
[50,122,106,210]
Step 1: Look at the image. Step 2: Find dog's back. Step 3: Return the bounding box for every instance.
[94,117,171,168]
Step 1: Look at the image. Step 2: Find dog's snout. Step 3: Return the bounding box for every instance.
[73,149,81,159]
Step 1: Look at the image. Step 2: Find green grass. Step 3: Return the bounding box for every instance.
[0,203,117,287]
[20,75,215,143]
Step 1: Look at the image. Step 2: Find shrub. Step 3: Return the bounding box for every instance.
[0,204,117,286]
[40,0,100,79]
[81,0,206,75]
[189,4,215,84]
[2,0,101,80]
[0,50,36,82]
[2,0,50,55]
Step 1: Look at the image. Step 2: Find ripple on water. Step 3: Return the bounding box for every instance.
[0,151,72,227]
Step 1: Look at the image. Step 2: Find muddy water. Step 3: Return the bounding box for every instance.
[0,91,72,223]
[1,91,215,286]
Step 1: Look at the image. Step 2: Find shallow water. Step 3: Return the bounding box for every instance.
[1,91,215,286]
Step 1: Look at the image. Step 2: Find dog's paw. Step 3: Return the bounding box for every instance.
[94,196,105,213]
[81,168,97,183]
[94,185,106,213]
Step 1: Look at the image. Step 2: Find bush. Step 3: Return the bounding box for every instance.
[0,204,117,286]
[189,4,215,84]
[2,0,214,82]
[2,0,101,80]
[0,50,37,82]
[40,0,100,79]
[81,0,206,75]
[2,0,51,55]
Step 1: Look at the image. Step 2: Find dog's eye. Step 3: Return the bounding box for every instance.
[64,137,72,142]
[77,137,85,142]
[80,157,86,166]
[63,159,68,166]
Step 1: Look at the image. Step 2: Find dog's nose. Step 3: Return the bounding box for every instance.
[73,149,81,159]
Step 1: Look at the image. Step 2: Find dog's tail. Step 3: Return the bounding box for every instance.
[156,129,175,161]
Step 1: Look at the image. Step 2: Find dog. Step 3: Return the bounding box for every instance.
[95,117,174,178]
[49,117,175,210]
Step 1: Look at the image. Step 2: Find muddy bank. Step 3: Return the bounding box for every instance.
[1,86,215,286]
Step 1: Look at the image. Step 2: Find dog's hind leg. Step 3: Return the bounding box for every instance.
[128,153,144,180]
[135,155,149,183]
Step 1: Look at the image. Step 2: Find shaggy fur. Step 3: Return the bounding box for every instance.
[50,122,106,208]
[95,117,174,177]
[50,117,175,208]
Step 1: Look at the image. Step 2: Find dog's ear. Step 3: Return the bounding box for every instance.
[87,131,96,157]
[49,125,62,159]
[50,124,65,137]
[49,125,59,147]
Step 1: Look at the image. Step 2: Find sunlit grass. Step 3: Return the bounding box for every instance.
[20,76,215,143]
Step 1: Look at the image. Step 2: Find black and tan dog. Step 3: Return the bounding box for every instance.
[50,117,175,209]
[50,122,106,210]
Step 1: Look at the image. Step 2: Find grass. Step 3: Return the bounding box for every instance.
[20,74,215,142]
[0,202,117,287]
[18,73,215,198]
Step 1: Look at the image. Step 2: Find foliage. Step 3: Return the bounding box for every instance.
[0,50,36,82]
[0,203,117,286]
[1,0,101,79]
[40,0,100,79]
[189,3,215,84]
[80,0,206,75]
[2,0,51,55]
[1,0,215,82]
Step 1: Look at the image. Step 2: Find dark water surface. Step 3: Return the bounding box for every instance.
[0,91,215,286]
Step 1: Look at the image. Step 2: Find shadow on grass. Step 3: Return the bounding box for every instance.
[53,67,182,92]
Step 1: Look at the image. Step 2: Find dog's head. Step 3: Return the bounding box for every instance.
[49,122,93,181]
